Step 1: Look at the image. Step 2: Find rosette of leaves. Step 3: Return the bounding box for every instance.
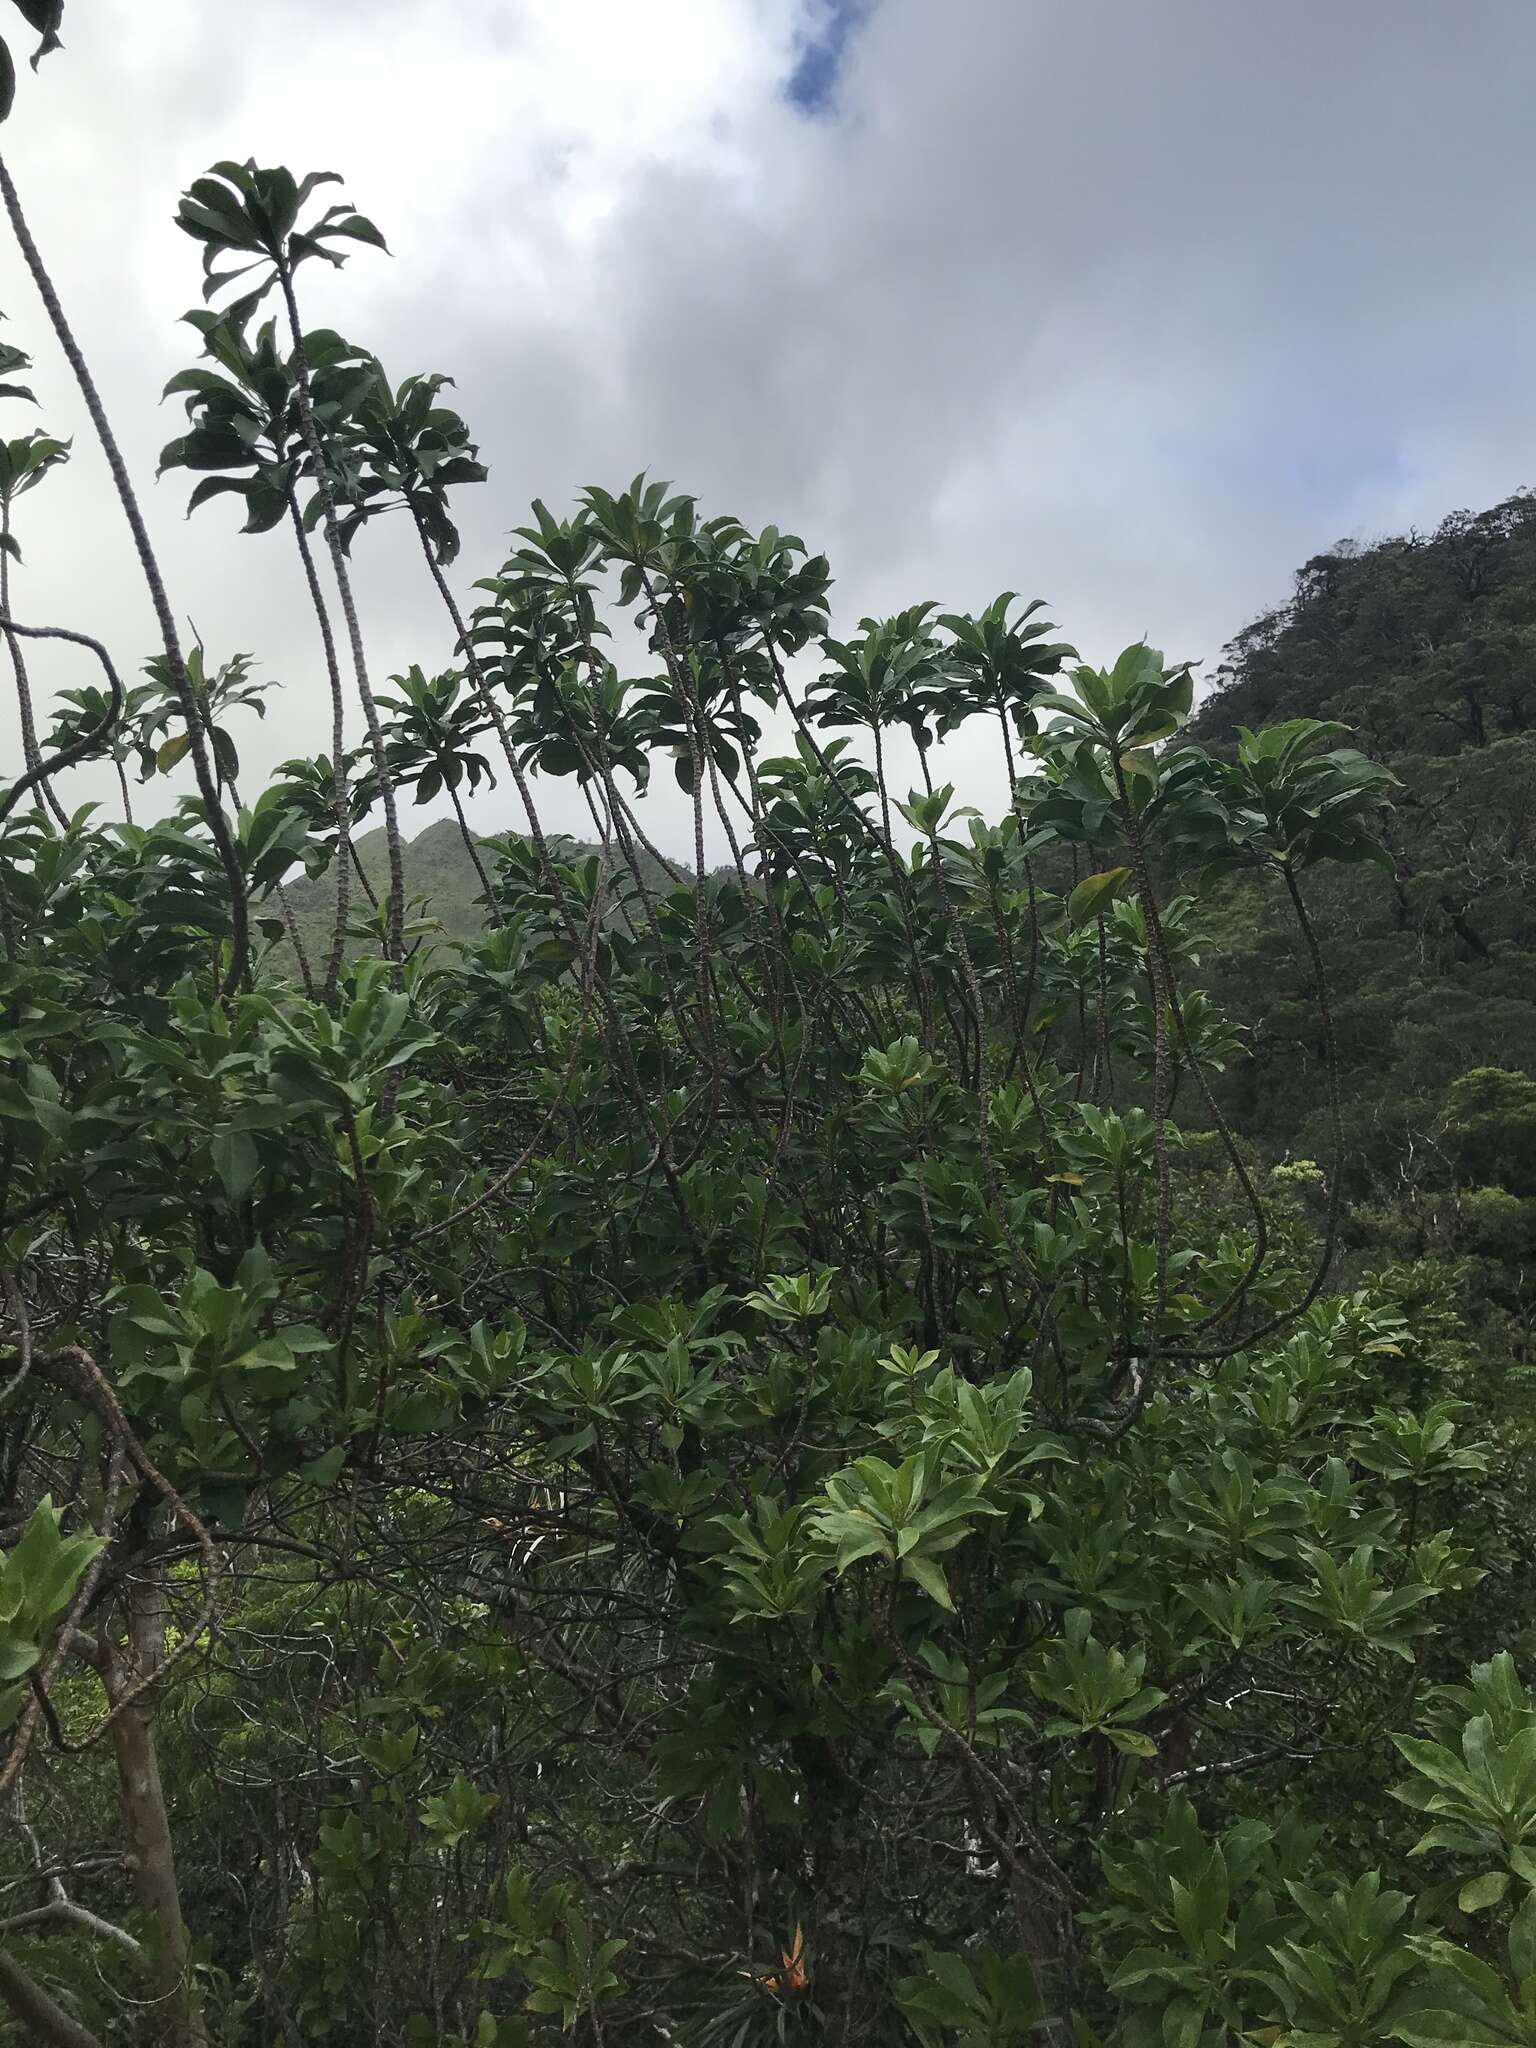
[174,159,387,322]
[315,362,488,563]
[370,665,495,810]
[939,589,1076,775]
[0,422,68,555]
[137,645,272,793]
[160,308,374,535]
[807,605,955,755]
[1194,717,1400,876]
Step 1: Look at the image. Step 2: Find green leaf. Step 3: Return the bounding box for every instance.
[1457,1868,1509,1914]
[211,1127,258,1202]
[156,731,194,774]
[1067,866,1131,928]
[1510,1885,1536,1983]
[901,1552,954,1610]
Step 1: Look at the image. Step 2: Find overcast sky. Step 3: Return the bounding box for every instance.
[3,0,1535,853]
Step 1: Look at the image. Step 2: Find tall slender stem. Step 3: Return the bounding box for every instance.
[410,507,556,880]
[287,494,351,1003]
[1,498,65,826]
[446,776,496,911]
[276,265,403,977]
[0,152,250,991]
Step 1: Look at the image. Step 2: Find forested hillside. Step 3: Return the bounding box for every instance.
[2,13,1535,2047]
[276,818,677,970]
[1193,492,1536,1153]
[1190,495,1536,1381]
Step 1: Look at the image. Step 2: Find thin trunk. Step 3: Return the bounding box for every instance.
[871,720,895,849]
[1111,750,1173,1423]
[276,267,403,977]
[997,700,1018,797]
[1,500,66,827]
[107,1561,208,2048]
[286,495,352,1003]
[114,755,135,826]
[638,587,717,1070]
[1277,864,1344,1320]
[0,1947,104,2048]
[0,152,249,992]
[350,838,379,909]
[273,878,316,998]
[446,777,496,913]
[408,504,535,919]
[226,763,314,999]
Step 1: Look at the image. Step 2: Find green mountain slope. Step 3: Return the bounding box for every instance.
[1190,490,1536,1178]
[1188,491,1536,1385]
[273,815,681,973]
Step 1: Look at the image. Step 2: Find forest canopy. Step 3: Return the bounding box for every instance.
[1,10,1534,2046]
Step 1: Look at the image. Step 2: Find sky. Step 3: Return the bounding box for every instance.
[3,0,1535,855]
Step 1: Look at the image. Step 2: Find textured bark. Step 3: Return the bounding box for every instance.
[0,1947,105,2048]
[106,1565,207,2048]
[277,269,404,979]
[286,496,352,1004]
[2,500,67,828]
[0,151,249,993]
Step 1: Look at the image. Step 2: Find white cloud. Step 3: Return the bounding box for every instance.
[3,0,1534,848]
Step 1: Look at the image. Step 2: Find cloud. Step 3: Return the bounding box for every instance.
[3,0,1534,849]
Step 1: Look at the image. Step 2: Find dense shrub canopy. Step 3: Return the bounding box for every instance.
[0,14,1533,2047]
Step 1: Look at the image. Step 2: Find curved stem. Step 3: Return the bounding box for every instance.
[1,500,66,826]
[0,151,249,992]
[997,699,1018,797]
[271,877,316,999]
[286,493,351,1003]
[0,621,122,825]
[1110,750,1173,1422]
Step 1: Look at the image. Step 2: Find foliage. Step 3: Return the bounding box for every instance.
[0,51,1529,2048]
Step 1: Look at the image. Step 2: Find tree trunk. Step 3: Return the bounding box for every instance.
[287,495,352,1004]
[446,780,497,912]
[1,499,67,828]
[0,1946,104,2048]
[277,267,403,979]
[106,1562,207,2048]
[0,150,249,993]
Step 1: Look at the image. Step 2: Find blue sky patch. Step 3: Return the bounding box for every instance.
[785,0,872,115]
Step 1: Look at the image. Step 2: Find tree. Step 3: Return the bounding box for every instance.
[0,39,1530,2048]
[174,159,404,972]
[371,664,499,910]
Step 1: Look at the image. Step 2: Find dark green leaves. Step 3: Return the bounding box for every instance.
[0,1496,102,1732]
[0,0,64,122]
[175,159,389,317]
[0,427,69,504]
[0,335,36,404]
